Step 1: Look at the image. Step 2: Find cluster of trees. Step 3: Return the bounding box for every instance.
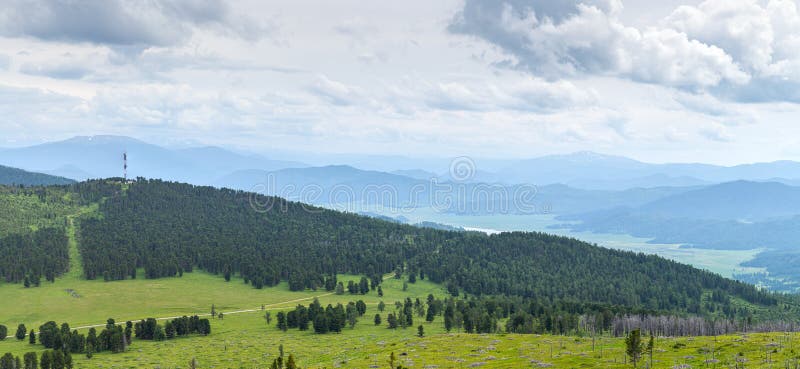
[275,298,368,334]
[0,228,68,284]
[70,179,786,320]
[0,315,213,368]
[134,316,210,341]
[38,319,127,355]
[371,293,800,337]
[0,350,73,369]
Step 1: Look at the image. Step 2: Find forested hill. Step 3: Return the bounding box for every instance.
[0,164,75,186]
[67,179,780,317]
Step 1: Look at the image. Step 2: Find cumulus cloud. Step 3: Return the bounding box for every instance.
[0,0,273,47]
[450,0,800,101]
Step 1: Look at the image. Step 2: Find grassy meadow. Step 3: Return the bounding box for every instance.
[2,273,800,369]
[1,266,799,368]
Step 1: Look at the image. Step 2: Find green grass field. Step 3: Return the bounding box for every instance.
[2,263,799,368]
[2,259,800,368]
[2,276,800,369]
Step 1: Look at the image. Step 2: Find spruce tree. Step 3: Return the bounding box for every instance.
[286,354,297,369]
[23,352,37,369]
[16,324,26,340]
[277,312,288,331]
[625,329,644,368]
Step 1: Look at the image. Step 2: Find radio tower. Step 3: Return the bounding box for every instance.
[123,151,128,181]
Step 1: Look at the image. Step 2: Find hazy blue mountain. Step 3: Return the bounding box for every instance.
[41,165,97,181]
[215,165,430,206]
[498,151,800,189]
[391,169,438,180]
[559,181,800,235]
[175,146,306,174]
[497,151,651,187]
[0,135,306,184]
[637,181,800,221]
[0,164,75,186]
[216,163,700,216]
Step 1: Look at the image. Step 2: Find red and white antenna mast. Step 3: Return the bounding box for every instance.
[123,151,128,181]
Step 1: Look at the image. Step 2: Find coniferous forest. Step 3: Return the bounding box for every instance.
[0,178,794,328]
[67,179,781,318]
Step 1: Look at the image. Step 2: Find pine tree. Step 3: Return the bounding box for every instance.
[16,324,26,340]
[417,325,424,337]
[277,312,288,331]
[23,352,37,369]
[387,314,398,329]
[356,300,367,316]
[625,329,644,368]
[64,352,72,369]
[425,305,436,323]
[346,303,358,328]
[646,334,655,368]
[286,354,297,369]
[0,353,15,369]
[52,350,65,369]
[374,314,382,326]
[29,329,36,344]
[40,351,52,369]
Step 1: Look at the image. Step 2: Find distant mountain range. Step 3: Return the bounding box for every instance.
[0,135,306,184]
[493,151,800,190]
[6,136,800,192]
[0,164,75,186]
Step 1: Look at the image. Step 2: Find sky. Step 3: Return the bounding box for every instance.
[2,0,800,165]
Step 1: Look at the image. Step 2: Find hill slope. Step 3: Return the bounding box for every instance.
[0,164,75,186]
[68,179,778,316]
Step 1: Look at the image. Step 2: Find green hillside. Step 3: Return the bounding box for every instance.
[0,165,75,187]
[3,179,789,318]
[0,179,799,368]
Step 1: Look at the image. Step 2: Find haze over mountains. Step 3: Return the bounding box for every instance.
[6,136,800,191]
[0,136,305,184]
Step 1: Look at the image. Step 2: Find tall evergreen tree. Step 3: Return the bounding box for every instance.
[15,324,26,340]
[625,329,644,368]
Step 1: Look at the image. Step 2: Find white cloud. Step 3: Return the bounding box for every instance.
[2,0,800,164]
[0,0,273,47]
[450,0,800,101]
